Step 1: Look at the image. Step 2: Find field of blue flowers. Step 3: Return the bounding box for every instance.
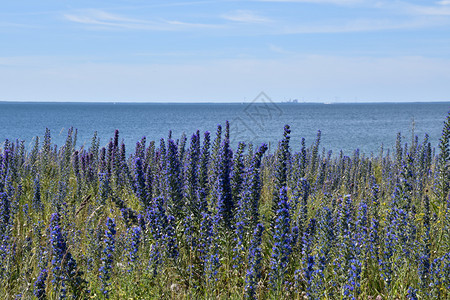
[0,112,449,299]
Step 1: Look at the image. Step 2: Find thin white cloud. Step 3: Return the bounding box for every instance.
[65,10,143,26]
[280,18,429,34]
[409,5,450,16]
[165,20,224,28]
[221,10,272,23]
[268,44,294,55]
[64,9,222,31]
[257,0,364,5]
[377,1,450,16]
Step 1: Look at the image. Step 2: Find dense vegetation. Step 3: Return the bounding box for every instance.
[0,112,449,299]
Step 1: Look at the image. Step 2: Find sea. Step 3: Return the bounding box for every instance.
[0,102,449,156]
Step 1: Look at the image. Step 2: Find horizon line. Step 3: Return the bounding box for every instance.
[1,100,450,105]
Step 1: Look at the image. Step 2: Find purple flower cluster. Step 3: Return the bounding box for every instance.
[99,217,116,298]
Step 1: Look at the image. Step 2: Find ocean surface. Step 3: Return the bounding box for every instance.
[0,102,449,155]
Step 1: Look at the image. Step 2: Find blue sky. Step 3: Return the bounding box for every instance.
[1,0,450,102]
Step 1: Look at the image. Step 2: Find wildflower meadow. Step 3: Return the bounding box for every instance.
[0,112,449,299]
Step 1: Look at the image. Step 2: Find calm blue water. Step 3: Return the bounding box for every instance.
[0,102,449,155]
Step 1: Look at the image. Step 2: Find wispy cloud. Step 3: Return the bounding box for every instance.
[280,18,429,34]
[164,20,224,28]
[257,0,364,5]
[64,9,222,31]
[61,2,450,36]
[375,1,450,17]
[268,44,295,55]
[65,10,145,26]
[408,5,450,16]
[221,10,272,23]
[260,0,450,17]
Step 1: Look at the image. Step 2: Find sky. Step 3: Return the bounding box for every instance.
[1,0,450,103]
